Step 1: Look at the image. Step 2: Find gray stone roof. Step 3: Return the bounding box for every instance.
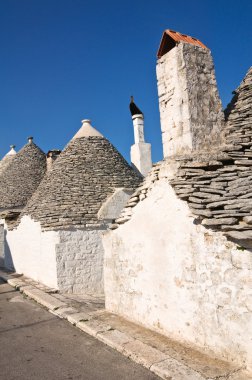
[113,67,252,246]
[0,141,46,210]
[0,156,14,176]
[20,135,142,230]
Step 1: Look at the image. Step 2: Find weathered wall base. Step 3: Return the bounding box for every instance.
[4,216,59,288]
[103,178,252,373]
[4,217,105,293]
[0,223,4,267]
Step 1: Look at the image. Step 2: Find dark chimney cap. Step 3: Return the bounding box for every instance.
[47,149,61,158]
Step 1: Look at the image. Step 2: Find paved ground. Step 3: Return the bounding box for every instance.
[0,279,159,380]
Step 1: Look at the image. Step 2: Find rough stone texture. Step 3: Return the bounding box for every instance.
[23,287,67,310]
[16,136,142,231]
[3,133,141,293]
[0,141,46,210]
[0,151,16,176]
[156,42,224,158]
[4,215,106,293]
[104,69,252,373]
[56,229,105,294]
[103,178,252,374]
[150,357,206,380]
[114,67,252,243]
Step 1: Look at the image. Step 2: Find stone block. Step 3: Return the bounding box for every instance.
[150,357,206,380]
[23,287,67,311]
[67,312,90,325]
[76,319,112,337]
[123,339,168,369]
[97,329,134,353]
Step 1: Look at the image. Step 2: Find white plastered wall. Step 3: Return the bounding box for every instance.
[103,179,252,372]
[0,222,4,267]
[56,229,105,294]
[2,188,131,294]
[4,216,59,288]
[4,218,105,294]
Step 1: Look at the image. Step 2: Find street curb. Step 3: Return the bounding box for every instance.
[0,271,248,380]
[23,287,67,311]
[0,271,172,379]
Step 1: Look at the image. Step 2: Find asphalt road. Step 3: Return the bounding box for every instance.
[0,279,159,380]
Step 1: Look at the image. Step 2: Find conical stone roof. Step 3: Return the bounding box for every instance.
[225,66,252,142]
[0,141,46,210]
[0,146,17,176]
[20,121,142,230]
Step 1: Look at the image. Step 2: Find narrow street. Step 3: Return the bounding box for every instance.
[0,279,159,380]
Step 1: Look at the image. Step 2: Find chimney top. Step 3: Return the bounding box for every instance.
[132,114,144,120]
[81,119,91,125]
[6,145,17,156]
[28,136,33,143]
[157,29,207,58]
[72,119,103,140]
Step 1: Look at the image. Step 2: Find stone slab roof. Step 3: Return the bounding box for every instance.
[113,67,252,246]
[20,135,142,230]
[0,142,46,210]
[0,156,14,176]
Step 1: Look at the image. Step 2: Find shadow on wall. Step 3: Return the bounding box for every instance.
[3,230,15,271]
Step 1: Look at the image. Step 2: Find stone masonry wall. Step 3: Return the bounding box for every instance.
[56,229,105,294]
[157,43,223,158]
[183,43,224,149]
[112,151,252,245]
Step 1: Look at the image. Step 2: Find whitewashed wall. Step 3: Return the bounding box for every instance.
[103,179,252,373]
[4,217,105,293]
[56,229,104,294]
[4,216,59,288]
[0,223,4,267]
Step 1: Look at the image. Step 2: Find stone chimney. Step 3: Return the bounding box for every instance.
[156,30,224,158]
[130,114,152,177]
[46,150,61,171]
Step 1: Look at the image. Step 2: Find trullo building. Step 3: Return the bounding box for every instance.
[0,138,46,267]
[3,120,142,293]
[103,30,252,375]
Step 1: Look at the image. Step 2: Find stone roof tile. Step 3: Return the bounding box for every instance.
[0,146,17,176]
[0,141,46,210]
[113,68,252,246]
[20,135,142,230]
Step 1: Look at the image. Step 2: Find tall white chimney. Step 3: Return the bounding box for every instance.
[130,113,152,177]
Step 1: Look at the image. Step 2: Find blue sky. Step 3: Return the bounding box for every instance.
[0,0,251,163]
